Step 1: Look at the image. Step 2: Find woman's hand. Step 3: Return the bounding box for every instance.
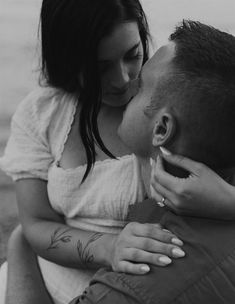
[150,149,235,219]
[109,222,185,275]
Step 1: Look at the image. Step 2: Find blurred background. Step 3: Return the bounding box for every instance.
[0,0,235,264]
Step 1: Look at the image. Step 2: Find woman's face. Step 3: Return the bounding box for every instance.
[98,22,144,107]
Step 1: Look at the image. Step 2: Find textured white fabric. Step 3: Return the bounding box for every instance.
[0,87,146,304]
[48,154,143,233]
[41,154,145,303]
[0,262,7,304]
[0,87,77,181]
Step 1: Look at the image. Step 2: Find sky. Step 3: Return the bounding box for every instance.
[0,0,235,121]
[143,0,235,49]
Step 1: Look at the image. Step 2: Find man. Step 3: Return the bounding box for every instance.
[69,20,235,303]
[6,20,235,303]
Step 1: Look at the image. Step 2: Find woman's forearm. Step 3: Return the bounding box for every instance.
[15,179,115,269]
[23,220,115,269]
[6,226,53,304]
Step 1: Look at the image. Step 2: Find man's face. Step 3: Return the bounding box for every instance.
[118,42,176,157]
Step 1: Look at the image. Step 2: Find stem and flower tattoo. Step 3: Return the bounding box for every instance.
[47,228,72,250]
[47,227,103,268]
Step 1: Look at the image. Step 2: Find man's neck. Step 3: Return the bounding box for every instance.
[138,156,152,198]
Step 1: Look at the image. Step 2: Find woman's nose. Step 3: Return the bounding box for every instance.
[111,63,130,89]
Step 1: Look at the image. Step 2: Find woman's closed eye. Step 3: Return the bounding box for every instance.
[124,40,143,61]
[125,52,143,61]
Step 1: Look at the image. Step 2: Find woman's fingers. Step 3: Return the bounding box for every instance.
[153,156,180,190]
[160,149,203,175]
[152,155,188,191]
[123,248,172,266]
[111,222,186,274]
[116,260,151,275]
[130,237,185,259]
[150,181,176,210]
[150,156,176,200]
[150,184,162,202]
[128,222,182,246]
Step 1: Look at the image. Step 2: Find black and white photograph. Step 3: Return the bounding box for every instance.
[1,0,235,303]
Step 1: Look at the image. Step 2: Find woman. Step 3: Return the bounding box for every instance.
[0,1,186,304]
[5,155,235,304]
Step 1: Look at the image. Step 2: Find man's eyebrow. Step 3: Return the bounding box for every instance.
[98,41,141,64]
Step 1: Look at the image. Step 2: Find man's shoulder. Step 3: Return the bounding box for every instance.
[93,206,235,304]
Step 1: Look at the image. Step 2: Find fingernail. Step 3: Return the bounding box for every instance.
[171,238,184,246]
[159,256,172,265]
[162,228,170,233]
[140,265,150,273]
[172,248,185,258]
[160,147,171,156]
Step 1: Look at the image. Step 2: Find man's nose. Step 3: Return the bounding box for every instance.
[111,63,130,89]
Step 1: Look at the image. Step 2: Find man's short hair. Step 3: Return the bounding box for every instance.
[152,20,235,170]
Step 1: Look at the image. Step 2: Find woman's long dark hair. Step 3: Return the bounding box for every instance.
[40,0,150,182]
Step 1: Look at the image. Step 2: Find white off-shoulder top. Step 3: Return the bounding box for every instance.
[0,87,146,303]
[0,87,146,233]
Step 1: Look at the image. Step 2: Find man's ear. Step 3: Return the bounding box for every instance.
[152,113,176,147]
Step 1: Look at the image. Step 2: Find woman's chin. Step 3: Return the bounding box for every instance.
[102,95,130,108]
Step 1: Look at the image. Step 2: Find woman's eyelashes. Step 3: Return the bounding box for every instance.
[125,51,143,61]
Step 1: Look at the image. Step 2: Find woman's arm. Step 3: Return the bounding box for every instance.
[16,178,185,274]
[150,150,235,219]
[16,178,113,269]
[6,226,53,304]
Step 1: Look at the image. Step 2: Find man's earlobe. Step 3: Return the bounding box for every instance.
[152,113,175,147]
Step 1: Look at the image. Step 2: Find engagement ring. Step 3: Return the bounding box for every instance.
[157,197,166,208]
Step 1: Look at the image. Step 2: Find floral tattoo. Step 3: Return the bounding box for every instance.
[47,227,72,250]
[47,229,103,268]
[77,232,103,268]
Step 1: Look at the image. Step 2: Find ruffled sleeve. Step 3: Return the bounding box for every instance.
[0,88,57,181]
